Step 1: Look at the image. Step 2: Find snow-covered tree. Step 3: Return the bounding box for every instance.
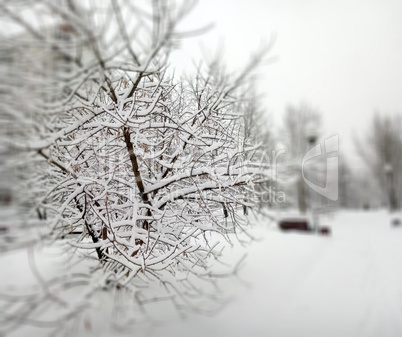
[240,83,275,210]
[357,113,402,211]
[281,102,322,213]
[0,0,271,332]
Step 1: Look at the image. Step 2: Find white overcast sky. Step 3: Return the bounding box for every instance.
[174,0,402,164]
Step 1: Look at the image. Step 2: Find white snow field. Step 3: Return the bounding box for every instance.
[154,210,402,337]
[1,210,402,337]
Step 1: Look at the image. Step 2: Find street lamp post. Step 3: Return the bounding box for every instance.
[305,125,319,233]
[384,163,395,212]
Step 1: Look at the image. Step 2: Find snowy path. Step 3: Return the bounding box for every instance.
[2,210,402,337]
[156,211,402,337]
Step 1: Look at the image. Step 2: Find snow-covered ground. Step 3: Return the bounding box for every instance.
[149,210,402,337]
[2,210,402,337]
